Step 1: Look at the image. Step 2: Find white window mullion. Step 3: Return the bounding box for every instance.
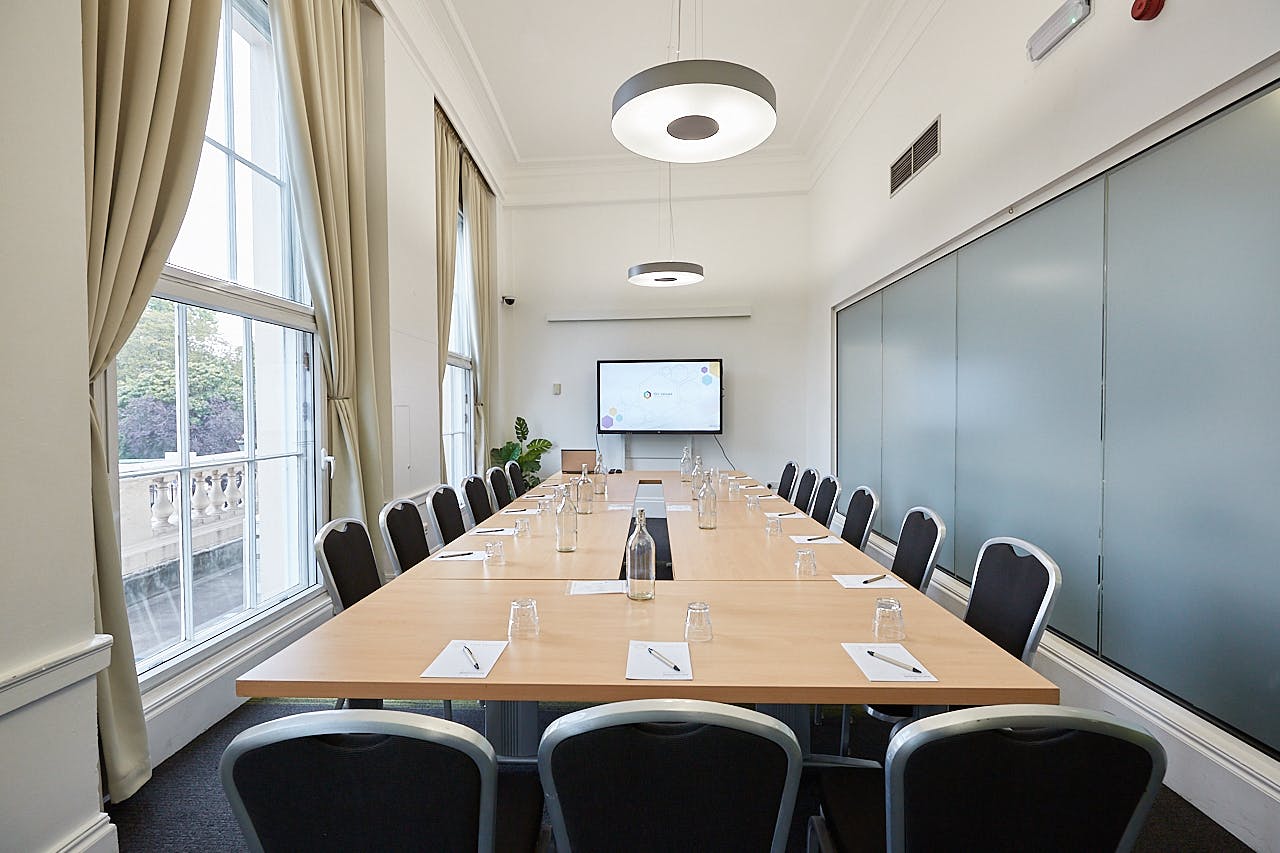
[174,305,196,645]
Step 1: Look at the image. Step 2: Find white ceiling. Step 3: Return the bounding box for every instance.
[446,0,915,168]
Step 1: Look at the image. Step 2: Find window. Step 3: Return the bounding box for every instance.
[443,211,476,490]
[113,0,320,672]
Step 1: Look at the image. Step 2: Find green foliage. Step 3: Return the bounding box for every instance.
[489,417,551,487]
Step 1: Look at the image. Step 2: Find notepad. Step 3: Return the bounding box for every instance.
[727,475,752,480]
[790,534,841,544]
[843,643,936,682]
[568,580,627,595]
[421,640,508,678]
[667,504,693,512]
[757,494,782,500]
[470,527,516,536]
[625,641,693,680]
[432,550,487,561]
[606,504,632,511]
[833,574,906,589]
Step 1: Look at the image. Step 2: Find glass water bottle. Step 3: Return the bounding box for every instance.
[697,472,718,529]
[593,452,607,495]
[626,509,656,601]
[679,446,693,482]
[690,455,703,493]
[576,464,593,514]
[555,485,578,552]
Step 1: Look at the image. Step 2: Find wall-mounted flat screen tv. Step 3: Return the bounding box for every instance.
[597,359,723,434]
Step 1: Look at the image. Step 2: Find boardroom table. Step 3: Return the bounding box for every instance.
[238,470,1058,755]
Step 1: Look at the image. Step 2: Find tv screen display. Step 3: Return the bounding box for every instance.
[597,359,723,434]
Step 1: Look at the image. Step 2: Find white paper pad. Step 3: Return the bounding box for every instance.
[833,574,906,589]
[432,550,488,561]
[765,511,802,519]
[470,527,516,536]
[667,504,693,512]
[502,507,538,515]
[742,484,769,490]
[607,504,632,511]
[727,475,752,480]
[790,534,841,544]
[421,640,508,678]
[843,643,936,681]
[568,580,627,595]
[625,641,693,680]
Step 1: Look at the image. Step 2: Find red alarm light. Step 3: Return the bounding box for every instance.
[1132,0,1165,20]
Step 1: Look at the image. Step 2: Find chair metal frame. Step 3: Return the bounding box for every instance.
[894,506,946,594]
[538,698,803,853]
[504,459,526,496]
[969,536,1062,664]
[841,485,880,551]
[885,705,1167,853]
[810,475,843,527]
[486,465,515,509]
[426,483,468,546]
[792,467,820,515]
[313,517,379,615]
[377,496,434,576]
[220,708,498,853]
[776,460,798,502]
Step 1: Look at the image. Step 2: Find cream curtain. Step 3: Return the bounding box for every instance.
[270,0,390,548]
[461,154,496,474]
[82,0,222,801]
[435,107,462,474]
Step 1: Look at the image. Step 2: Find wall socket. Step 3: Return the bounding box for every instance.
[552,383,562,395]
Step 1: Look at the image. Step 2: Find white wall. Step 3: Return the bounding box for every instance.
[497,192,810,483]
[805,0,1280,467]
[0,2,115,851]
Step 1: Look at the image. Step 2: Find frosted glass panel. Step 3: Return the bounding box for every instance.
[1103,88,1280,751]
[835,294,882,514]
[881,255,955,567]
[955,180,1104,645]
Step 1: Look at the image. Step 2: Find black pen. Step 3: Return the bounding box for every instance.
[473,528,504,534]
[439,551,476,559]
[861,574,887,585]
[867,649,922,673]
[462,644,480,670]
[777,511,798,517]
[806,534,829,542]
[647,647,681,672]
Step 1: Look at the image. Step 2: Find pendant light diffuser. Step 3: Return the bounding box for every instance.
[628,261,705,287]
[612,59,777,163]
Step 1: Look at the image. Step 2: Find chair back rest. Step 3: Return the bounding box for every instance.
[486,466,514,509]
[889,507,946,592]
[887,705,1166,853]
[378,499,431,575]
[539,699,801,853]
[314,518,381,613]
[810,475,841,526]
[505,460,527,496]
[792,467,819,514]
[965,537,1062,663]
[462,475,494,525]
[429,485,468,546]
[840,485,879,550]
[776,460,798,501]
[221,709,498,853]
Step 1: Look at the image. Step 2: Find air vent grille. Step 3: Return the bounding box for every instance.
[889,117,941,196]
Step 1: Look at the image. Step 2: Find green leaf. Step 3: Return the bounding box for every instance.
[525,438,552,456]
[514,416,529,443]
[488,447,504,467]
[496,441,520,463]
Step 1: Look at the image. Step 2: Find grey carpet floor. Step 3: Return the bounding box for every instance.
[106,699,1252,852]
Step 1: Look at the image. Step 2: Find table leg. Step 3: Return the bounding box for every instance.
[755,703,812,755]
[485,700,540,757]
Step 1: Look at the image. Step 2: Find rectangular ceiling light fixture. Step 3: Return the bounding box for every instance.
[1028,0,1091,62]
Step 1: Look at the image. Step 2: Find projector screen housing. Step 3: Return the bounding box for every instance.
[597,359,723,434]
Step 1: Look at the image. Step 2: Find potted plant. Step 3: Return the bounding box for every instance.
[489,416,553,488]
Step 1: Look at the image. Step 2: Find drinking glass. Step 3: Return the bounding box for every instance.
[728,481,740,500]
[514,517,531,537]
[685,601,713,642]
[537,497,552,515]
[484,540,505,565]
[508,598,540,639]
[765,517,783,536]
[873,597,906,641]
[794,548,818,576]
[745,494,761,511]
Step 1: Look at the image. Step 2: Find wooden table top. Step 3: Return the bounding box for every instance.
[238,577,1058,705]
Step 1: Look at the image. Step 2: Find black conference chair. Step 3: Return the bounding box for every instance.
[486,465,515,509]
[221,709,545,853]
[792,467,820,515]
[810,704,1167,853]
[428,484,468,546]
[314,518,382,615]
[888,506,946,592]
[462,475,495,528]
[378,498,432,575]
[539,699,802,853]
[810,475,842,527]
[505,459,528,497]
[775,460,798,502]
[839,485,879,550]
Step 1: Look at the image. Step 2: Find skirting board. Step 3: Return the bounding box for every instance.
[545,305,751,323]
[860,526,1280,852]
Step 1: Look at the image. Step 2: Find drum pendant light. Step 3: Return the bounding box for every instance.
[612,1,776,163]
[629,163,704,287]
